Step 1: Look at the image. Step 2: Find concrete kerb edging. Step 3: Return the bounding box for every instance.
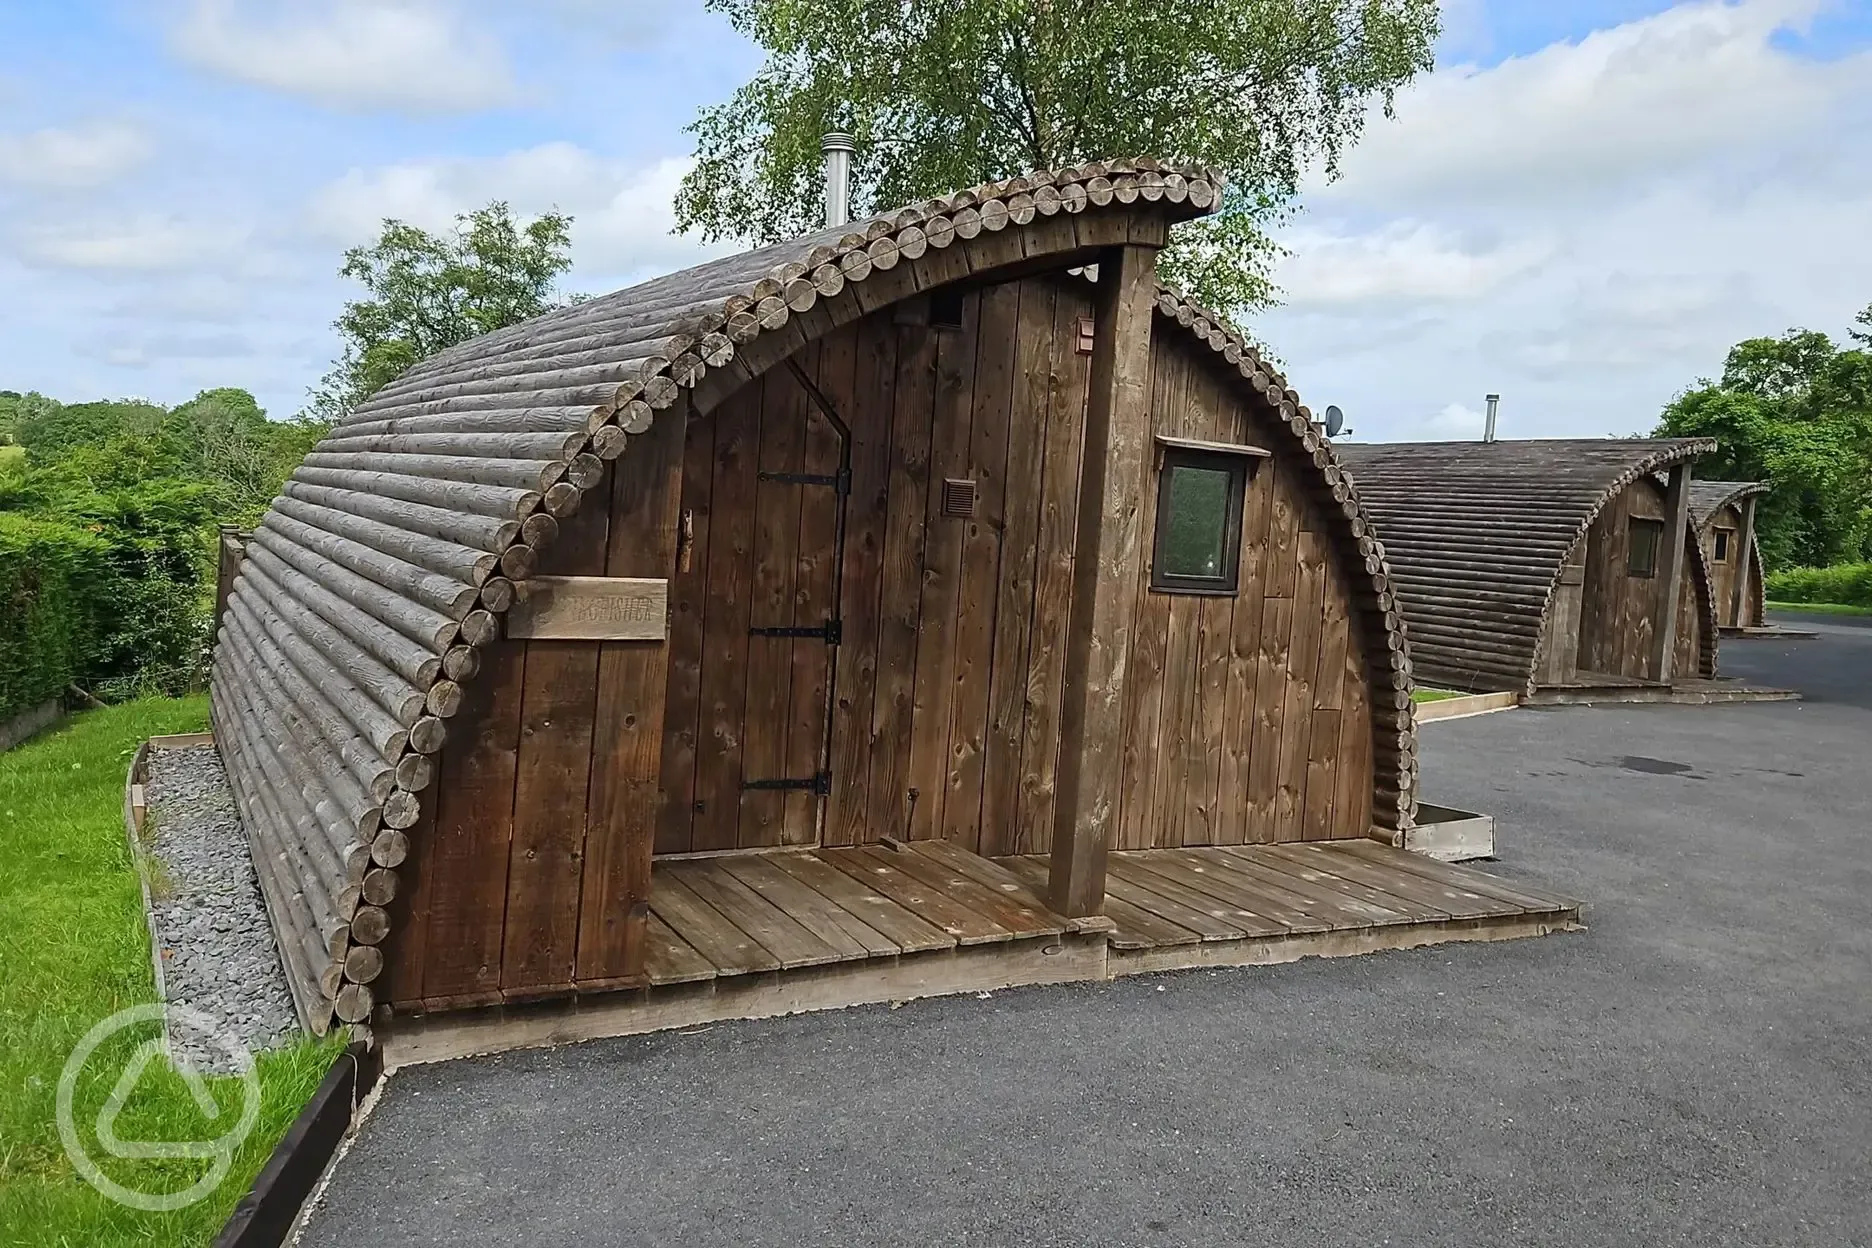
[1413,691,1521,723]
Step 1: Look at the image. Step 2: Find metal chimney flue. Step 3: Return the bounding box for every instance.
[1484,393,1500,444]
[822,132,855,229]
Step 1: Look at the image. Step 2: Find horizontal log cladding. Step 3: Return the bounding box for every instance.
[1336,437,1716,694]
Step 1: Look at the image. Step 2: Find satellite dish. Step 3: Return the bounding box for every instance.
[1324,405,1345,437]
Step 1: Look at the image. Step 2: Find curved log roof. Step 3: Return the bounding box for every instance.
[1685,479,1768,533]
[1333,437,1716,694]
[210,158,1414,1034]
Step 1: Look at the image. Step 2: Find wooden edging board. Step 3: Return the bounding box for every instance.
[1413,691,1520,723]
[123,739,166,1011]
[211,1041,382,1248]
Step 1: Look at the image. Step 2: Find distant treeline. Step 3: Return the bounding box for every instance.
[0,389,324,718]
[1655,304,1872,579]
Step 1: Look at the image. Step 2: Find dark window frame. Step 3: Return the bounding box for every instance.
[1627,516,1664,578]
[1149,446,1254,596]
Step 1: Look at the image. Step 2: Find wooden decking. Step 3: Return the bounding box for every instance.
[382,839,1579,1068]
[643,840,1113,986]
[997,840,1580,974]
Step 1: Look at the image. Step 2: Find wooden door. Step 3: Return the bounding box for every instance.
[662,364,846,854]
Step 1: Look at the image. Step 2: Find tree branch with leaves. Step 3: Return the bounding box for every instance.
[673,0,1438,321]
[306,202,580,422]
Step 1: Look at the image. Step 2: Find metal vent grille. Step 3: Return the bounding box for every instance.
[941,478,977,518]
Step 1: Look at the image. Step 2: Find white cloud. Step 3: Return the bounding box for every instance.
[1317,0,1858,207]
[169,0,516,113]
[308,146,733,285]
[0,120,151,189]
[13,217,245,272]
[1259,0,1872,443]
[1277,222,1553,307]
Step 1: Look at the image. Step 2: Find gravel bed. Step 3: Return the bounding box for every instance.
[142,744,300,1072]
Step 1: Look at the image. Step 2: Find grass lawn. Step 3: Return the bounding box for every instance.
[1411,688,1466,703]
[1767,600,1872,617]
[0,698,338,1248]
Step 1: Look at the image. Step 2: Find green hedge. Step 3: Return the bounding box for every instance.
[1765,561,1872,609]
[0,513,111,720]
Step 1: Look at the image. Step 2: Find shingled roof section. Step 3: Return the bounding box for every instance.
[212,160,1245,1035]
[1332,437,1717,695]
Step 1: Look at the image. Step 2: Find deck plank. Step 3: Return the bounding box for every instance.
[1253,845,1456,921]
[1106,854,1267,940]
[766,851,957,954]
[642,914,717,985]
[650,872,783,976]
[665,861,847,969]
[999,855,1203,950]
[885,843,1066,938]
[1141,847,1345,933]
[1333,840,1576,913]
[1111,852,1296,937]
[1206,846,1418,929]
[822,848,1015,945]
[716,854,902,959]
[1273,843,1521,921]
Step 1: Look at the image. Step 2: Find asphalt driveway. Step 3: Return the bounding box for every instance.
[1722,609,1872,711]
[301,635,1871,1248]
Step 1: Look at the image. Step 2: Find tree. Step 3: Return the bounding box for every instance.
[307,202,579,421]
[673,0,1438,320]
[1655,322,1872,571]
[1850,300,1871,349]
[170,388,327,526]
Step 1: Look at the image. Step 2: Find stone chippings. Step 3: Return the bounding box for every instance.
[143,744,300,1072]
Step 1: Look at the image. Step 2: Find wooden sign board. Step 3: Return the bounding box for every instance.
[504,576,668,641]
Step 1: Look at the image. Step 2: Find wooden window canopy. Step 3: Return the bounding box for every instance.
[1153,435,1271,460]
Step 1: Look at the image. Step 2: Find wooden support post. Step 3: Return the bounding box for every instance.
[1731,495,1758,627]
[1047,243,1159,917]
[1651,462,1692,683]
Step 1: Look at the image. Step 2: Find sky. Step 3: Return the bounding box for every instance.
[0,0,1867,443]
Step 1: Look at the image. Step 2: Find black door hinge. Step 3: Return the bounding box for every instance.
[749,618,841,645]
[758,469,850,496]
[741,771,832,796]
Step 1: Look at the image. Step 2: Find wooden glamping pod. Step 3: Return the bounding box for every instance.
[1686,479,1769,632]
[212,160,1582,1041]
[1333,438,1722,699]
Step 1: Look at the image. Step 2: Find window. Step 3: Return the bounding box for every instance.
[1713,527,1734,563]
[1150,444,1256,594]
[1627,517,1664,578]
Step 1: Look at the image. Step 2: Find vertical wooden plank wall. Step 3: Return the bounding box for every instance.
[659,271,1379,862]
[1109,337,1371,850]
[1704,502,1743,628]
[1575,478,1705,683]
[390,409,685,1007]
